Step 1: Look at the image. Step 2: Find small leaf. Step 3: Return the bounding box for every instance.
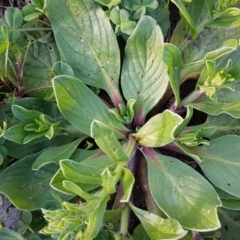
[53,61,74,76]
[63,181,97,201]
[134,110,183,147]
[129,203,187,240]
[120,168,135,203]
[5,7,23,29]
[142,148,221,230]
[91,120,128,162]
[163,43,182,107]
[101,168,116,194]
[193,135,240,197]
[171,0,197,38]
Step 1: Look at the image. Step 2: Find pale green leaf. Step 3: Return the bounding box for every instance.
[163,43,182,106]
[60,159,103,185]
[63,181,97,201]
[121,16,169,123]
[120,168,135,203]
[142,148,221,230]
[134,110,183,147]
[32,138,84,170]
[53,75,128,137]
[170,0,197,37]
[129,203,187,240]
[83,197,108,240]
[193,135,240,197]
[91,120,128,162]
[45,0,123,105]
[5,7,23,29]
[50,169,98,195]
[211,8,240,27]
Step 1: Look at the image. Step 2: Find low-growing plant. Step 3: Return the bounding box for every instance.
[1,0,240,239]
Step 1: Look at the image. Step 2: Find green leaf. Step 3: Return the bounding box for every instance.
[32,0,45,9]
[83,197,109,240]
[12,105,42,123]
[4,7,23,29]
[101,168,116,194]
[94,0,121,8]
[45,0,123,105]
[215,187,240,210]
[217,208,240,240]
[60,159,103,185]
[163,43,182,107]
[50,169,98,195]
[53,75,128,137]
[22,4,42,21]
[91,120,128,162]
[180,39,238,82]
[0,154,69,210]
[4,124,32,144]
[134,110,183,147]
[121,16,169,123]
[129,203,187,240]
[199,113,240,139]
[53,61,74,77]
[211,7,240,28]
[171,0,197,38]
[32,138,84,170]
[0,227,25,240]
[193,135,240,197]
[142,148,221,230]
[62,181,96,201]
[120,168,135,203]
[189,98,240,118]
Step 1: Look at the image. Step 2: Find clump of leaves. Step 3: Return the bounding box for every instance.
[1,0,240,239]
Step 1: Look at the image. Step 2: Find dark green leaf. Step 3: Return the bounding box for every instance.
[0,154,69,210]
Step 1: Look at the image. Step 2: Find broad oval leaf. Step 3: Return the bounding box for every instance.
[134,110,183,147]
[142,148,221,231]
[45,0,123,105]
[53,75,128,137]
[130,203,187,240]
[193,135,240,198]
[0,153,70,210]
[121,16,169,124]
